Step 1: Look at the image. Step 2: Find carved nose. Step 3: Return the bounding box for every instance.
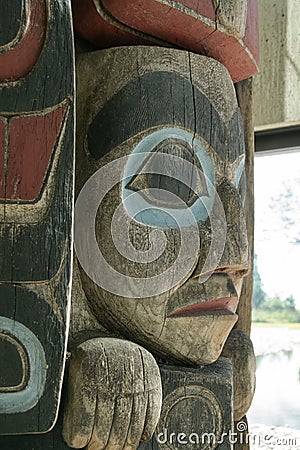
[216,178,249,275]
[192,178,249,279]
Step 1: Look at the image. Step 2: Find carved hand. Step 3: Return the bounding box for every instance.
[63,337,162,449]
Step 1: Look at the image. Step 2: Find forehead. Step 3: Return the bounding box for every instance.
[77,47,244,167]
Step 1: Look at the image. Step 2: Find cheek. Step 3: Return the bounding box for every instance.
[96,184,192,281]
[84,276,168,340]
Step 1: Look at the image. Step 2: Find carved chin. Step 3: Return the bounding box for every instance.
[158,313,238,366]
[82,270,240,366]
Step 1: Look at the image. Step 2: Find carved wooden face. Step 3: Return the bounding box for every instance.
[75,47,249,365]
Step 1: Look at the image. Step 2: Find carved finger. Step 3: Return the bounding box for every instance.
[87,394,115,450]
[62,348,97,448]
[102,396,134,450]
[123,392,148,449]
[141,388,162,441]
[63,340,108,448]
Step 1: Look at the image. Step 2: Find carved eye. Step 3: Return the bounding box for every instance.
[126,139,209,208]
[122,128,215,228]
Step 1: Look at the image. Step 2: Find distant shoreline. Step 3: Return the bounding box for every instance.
[252,322,300,329]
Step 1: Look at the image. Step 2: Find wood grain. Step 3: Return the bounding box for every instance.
[221,329,256,421]
[63,338,162,449]
[74,46,248,366]
[139,358,233,449]
[234,78,254,336]
[0,0,47,82]
[71,0,259,82]
[0,0,75,435]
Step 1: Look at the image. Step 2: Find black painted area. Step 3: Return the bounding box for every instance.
[0,0,74,436]
[255,125,300,153]
[0,109,74,282]
[0,0,75,282]
[88,71,228,162]
[0,283,66,434]
[0,107,74,282]
[0,0,22,48]
[227,108,245,163]
[0,1,73,111]
[0,380,70,449]
[139,359,233,450]
[0,338,24,388]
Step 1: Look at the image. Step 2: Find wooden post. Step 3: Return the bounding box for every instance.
[235,78,255,336]
[0,0,75,435]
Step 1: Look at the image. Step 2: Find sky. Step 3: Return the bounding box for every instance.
[254,150,300,307]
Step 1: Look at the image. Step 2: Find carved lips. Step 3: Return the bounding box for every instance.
[167,296,239,318]
[166,272,242,319]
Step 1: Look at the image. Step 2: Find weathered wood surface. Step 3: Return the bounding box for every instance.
[63,338,162,448]
[0,0,47,82]
[0,0,75,434]
[234,78,254,336]
[68,258,107,350]
[71,0,259,82]
[0,357,233,450]
[74,46,249,366]
[0,395,70,450]
[221,330,256,421]
[139,358,233,450]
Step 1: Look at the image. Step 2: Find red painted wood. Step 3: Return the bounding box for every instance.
[0,0,47,82]
[244,0,259,65]
[0,119,5,199]
[5,105,66,202]
[72,0,259,82]
[72,0,155,48]
[199,27,258,83]
[168,296,239,317]
[102,0,214,50]
[174,0,215,19]
[104,0,216,24]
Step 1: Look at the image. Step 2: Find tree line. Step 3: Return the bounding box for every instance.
[252,254,300,323]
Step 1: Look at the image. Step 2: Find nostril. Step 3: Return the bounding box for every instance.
[230,268,249,279]
[212,266,248,298]
[214,267,249,280]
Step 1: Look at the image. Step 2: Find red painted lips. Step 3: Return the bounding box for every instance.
[167,296,238,317]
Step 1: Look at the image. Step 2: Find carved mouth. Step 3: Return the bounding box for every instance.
[166,271,242,319]
[167,296,238,318]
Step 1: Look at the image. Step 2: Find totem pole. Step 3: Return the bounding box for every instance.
[0,1,259,449]
[0,0,74,437]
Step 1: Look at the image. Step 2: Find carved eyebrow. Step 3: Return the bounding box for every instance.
[87,71,228,161]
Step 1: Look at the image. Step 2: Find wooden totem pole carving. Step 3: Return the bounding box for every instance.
[0,1,258,449]
[0,0,74,436]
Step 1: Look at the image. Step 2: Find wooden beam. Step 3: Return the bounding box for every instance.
[235,78,254,336]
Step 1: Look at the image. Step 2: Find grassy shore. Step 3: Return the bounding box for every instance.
[252,322,300,329]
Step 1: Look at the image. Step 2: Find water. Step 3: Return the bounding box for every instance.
[248,326,300,428]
